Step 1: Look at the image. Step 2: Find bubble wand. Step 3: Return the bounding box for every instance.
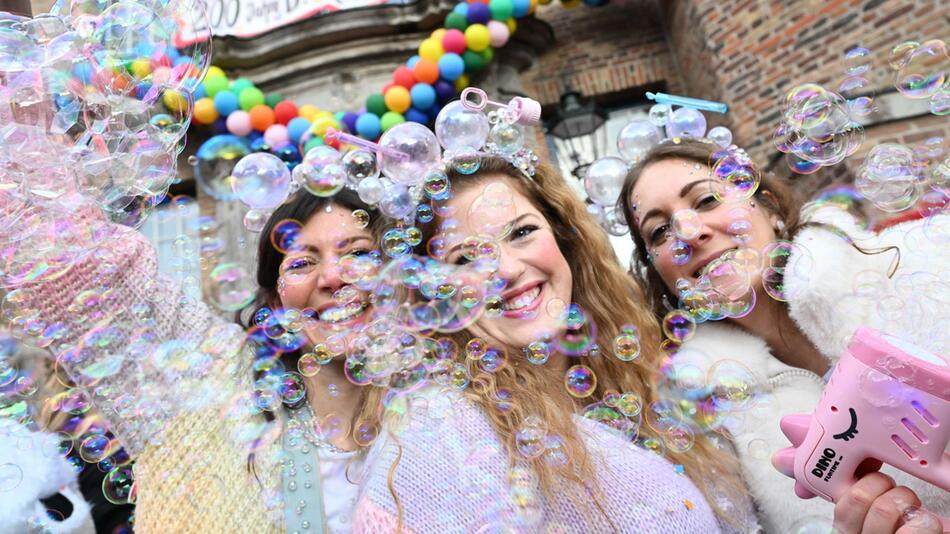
[646,92,728,114]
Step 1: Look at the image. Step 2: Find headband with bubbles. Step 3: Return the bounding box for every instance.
[230,87,542,229]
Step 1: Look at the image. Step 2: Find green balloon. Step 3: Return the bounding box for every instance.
[445,12,468,31]
[203,75,229,98]
[366,93,388,116]
[238,87,265,111]
[480,47,494,63]
[264,93,284,108]
[489,0,514,20]
[463,50,485,73]
[304,137,325,153]
[231,78,254,94]
[380,111,405,132]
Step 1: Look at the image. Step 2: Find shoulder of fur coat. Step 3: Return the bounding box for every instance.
[672,208,950,533]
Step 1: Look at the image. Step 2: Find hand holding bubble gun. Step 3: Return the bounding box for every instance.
[772,327,950,530]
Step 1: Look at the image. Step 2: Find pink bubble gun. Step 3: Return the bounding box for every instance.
[773,327,950,529]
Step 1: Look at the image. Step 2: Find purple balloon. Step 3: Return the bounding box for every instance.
[342,112,359,133]
[467,2,490,23]
[434,80,456,104]
[211,117,228,135]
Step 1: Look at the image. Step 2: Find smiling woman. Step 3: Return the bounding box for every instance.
[365,154,764,533]
[618,138,950,533]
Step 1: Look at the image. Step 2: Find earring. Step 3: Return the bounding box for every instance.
[749,200,756,208]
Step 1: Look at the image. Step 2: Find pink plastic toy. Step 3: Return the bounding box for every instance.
[773,327,950,529]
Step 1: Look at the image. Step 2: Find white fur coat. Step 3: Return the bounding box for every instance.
[673,208,950,534]
[0,421,95,534]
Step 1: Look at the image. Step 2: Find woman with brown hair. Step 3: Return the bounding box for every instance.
[618,138,950,533]
[349,154,761,532]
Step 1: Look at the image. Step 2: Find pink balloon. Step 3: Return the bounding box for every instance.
[226,110,252,136]
[442,29,467,55]
[487,21,510,48]
[264,124,289,146]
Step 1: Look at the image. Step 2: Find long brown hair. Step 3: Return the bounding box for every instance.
[423,156,747,524]
[617,138,803,318]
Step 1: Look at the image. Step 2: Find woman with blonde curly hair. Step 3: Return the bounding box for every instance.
[349,154,761,532]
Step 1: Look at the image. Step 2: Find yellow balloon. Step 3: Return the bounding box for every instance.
[431,28,447,41]
[384,86,411,113]
[538,0,551,5]
[419,38,444,61]
[162,90,187,113]
[454,74,470,92]
[298,104,321,121]
[506,17,517,33]
[310,116,338,136]
[131,59,152,79]
[194,98,219,124]
[464,24,491,53]
[206,65,226,79]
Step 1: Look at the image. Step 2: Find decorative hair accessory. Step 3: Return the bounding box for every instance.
[584,92,761,237]
[229,86,542,226]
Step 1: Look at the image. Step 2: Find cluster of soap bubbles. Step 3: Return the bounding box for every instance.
[890,39,950,114]
[773,83,864,175]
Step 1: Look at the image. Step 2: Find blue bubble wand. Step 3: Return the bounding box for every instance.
[646,92,728,114]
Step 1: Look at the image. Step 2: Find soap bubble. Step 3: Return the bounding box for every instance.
[434,100,490,152]
[378,122,441,186]
[193,135,249,201]
[617,119,660,162]
[296,146,345,197]
[488,122,525,155]
[895,39,949,99]
[666,107,707,139]
[207,262,256,311]
[341,149,379,186]
[232,153,292,209]
[584,157,630,206]
[842,46,872,76]
[564,365,597,398]
[707,126,733,148]
[648,104,671,127]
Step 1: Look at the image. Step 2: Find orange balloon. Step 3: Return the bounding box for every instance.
[249,104,276,131]
[413,58,440,85]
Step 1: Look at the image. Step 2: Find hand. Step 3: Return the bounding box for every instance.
[832,472,943,534]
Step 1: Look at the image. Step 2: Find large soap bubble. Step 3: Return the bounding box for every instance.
[378,122,442,186]
[584,157,630,206]
[231,152,292,209]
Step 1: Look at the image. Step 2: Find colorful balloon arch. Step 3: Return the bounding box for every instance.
[183,0,606,179]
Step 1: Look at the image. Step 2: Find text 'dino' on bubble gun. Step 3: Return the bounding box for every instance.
[772,327,950,529]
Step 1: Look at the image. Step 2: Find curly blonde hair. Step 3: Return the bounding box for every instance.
[421,156,748,525]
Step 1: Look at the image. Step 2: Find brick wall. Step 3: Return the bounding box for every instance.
[522,0,685,105]
[661,0,950,194]
[519,0,948,205]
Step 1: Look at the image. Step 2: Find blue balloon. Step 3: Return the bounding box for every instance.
[453,2,468,15]
[466,2,489,24]
[407,55,421,69]
[409,83,436,110]
[438,53,465,81]
[193,83,207,99]
[512,0,530,16]
[405,108,429,124]
[173,56,192,67]
[213,90,239,116]
[355,113,382,139]
[287,117,311,143]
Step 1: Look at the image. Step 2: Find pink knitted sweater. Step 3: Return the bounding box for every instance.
[351,388,761,533]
